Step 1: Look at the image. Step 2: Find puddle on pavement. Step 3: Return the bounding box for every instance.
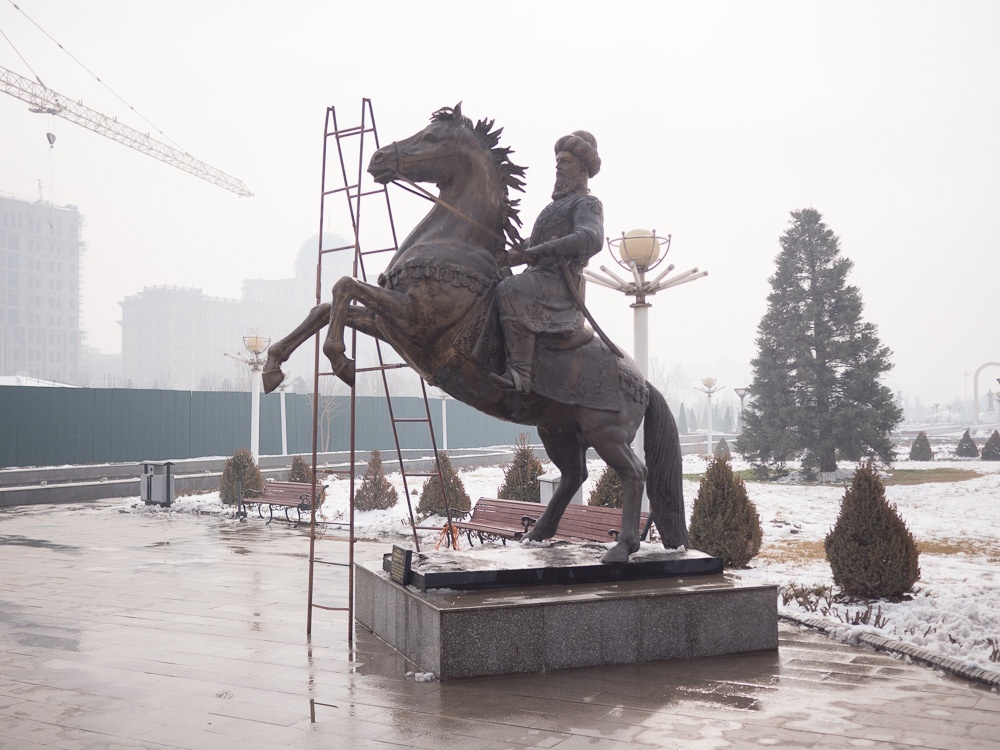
[0,534,79,553]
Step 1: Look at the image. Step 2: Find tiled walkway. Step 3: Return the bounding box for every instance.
[1,502,998,749]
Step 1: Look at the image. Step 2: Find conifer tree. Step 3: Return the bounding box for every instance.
[354,449,398,512]
[219,448,265,505]
[417,451,471,517]
[498,433,544,503]
[955,429,980,458]
[713,438,732,462]
[688,456,762,568]
[587,466,622,508]
[908,432,934,461]
[678,404,689,434]
[737,209,902,473]
[288,455,314,484]
[982,430,1000,461]
[824,462,920,598]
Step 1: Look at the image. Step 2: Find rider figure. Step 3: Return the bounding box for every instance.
[491,131,604,393]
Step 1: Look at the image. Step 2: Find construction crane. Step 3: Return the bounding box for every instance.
[0,63,252,197]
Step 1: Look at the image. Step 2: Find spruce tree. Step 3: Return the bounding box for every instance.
[908,432,934,461]
[497,433,544,503]
[983,430,1000,461]
[955,429,979,458]
[354,449,398,512]
[417,451,471,517]
[288,455,314,484]
[688,456,762,568]
[824,462,920,598]
[587,466,622,508]
[713,438,732,462]
[219,448,265,505]
[678,404,689,434]
[737,209,902,473]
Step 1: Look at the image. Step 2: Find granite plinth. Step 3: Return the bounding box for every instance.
[383,544,723,591]
[355,560,779,680]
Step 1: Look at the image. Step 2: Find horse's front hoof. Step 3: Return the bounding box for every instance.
[262,368,286,394]
[601,542,634,564]
[334,360,356,388]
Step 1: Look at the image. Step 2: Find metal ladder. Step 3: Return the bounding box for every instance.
[305,100,460,641]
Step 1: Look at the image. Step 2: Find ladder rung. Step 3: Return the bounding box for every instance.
[311,604,349,611]
[403,472,438,478]
[355,363,408,373]
[393,417,429,424]
[319,244,355,254]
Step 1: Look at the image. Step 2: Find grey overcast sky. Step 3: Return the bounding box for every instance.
[1,1,997,406]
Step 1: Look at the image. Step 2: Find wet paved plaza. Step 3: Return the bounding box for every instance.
[2,502,999,749]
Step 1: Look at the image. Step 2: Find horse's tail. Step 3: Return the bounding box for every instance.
[644,382,689,549]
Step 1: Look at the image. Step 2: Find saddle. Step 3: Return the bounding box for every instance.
[455,290,640,413]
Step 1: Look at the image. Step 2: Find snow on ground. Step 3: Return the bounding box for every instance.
[118,453,1000,676]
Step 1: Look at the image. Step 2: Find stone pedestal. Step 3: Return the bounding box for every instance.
[355,560,778,680]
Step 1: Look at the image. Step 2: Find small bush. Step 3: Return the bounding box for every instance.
[956,429,979,458]
[824,462,920,599]
[688,456,762,568]
[982,430,1000,461]
[497,433,544,504]
[354,449,398,511]
[219,448,265,506]
[588,466,622,508]
[417,451,471,517]
[288,455,314,484]
[908,432,934,461]
[713,438,732,462]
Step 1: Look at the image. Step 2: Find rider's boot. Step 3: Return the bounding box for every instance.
[490,327,535,393]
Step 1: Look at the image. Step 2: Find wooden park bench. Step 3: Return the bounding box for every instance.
[453,497,651,547]
[239,481,325,527]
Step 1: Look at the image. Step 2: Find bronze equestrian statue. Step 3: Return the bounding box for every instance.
[263,104,688,563]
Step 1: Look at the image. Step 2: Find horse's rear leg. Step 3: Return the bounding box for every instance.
[588,427,647,564]
[522,429,588,542]
[263,303,331,393]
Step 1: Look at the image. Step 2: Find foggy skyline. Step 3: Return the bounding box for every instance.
[2,1,998,405]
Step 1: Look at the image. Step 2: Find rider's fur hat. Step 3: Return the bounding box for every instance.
[555,131,601,178]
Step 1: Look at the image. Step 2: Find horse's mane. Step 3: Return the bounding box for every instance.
[431,106,525,252]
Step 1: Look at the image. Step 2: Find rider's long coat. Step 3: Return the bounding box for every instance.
[496,191,604,336]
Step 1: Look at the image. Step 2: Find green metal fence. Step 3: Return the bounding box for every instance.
[0,387,537,469]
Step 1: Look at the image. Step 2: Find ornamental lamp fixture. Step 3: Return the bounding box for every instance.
[616,228,666,273]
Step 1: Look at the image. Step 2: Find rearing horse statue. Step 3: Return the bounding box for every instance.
[263,104,688,563]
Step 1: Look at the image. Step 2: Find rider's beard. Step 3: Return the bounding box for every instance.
[552,173,587,200]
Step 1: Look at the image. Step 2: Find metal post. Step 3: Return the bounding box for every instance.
[441,394,448,451]
[279,384,288,456]
[632,297,650,512]
[706,390,714,456]
[250,362,261,463]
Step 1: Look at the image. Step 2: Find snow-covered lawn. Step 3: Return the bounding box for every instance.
[127,453,1000,676]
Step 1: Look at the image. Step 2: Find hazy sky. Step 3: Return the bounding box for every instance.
[2,1,997,406]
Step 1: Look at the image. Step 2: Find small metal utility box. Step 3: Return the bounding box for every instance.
[139,460,175,507]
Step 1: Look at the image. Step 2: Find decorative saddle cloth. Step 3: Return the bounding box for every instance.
[455,289,647,413]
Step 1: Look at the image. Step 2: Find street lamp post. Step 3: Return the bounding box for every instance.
[584,229,708,476]
[733,387,749,432]
[694,377,723,456]
[278,379,289,456]
[224,335,270,463]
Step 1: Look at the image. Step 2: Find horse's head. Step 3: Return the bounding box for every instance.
[369,103,526,254]
[368,103,479,186]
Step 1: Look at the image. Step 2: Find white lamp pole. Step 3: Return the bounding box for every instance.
[694,377,723,456]
[278,379,289,456]
[733,387,748,432]
[224,334,270,463]
[585,229,708,508]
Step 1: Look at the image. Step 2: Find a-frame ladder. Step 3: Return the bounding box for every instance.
[305,100,461,641]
